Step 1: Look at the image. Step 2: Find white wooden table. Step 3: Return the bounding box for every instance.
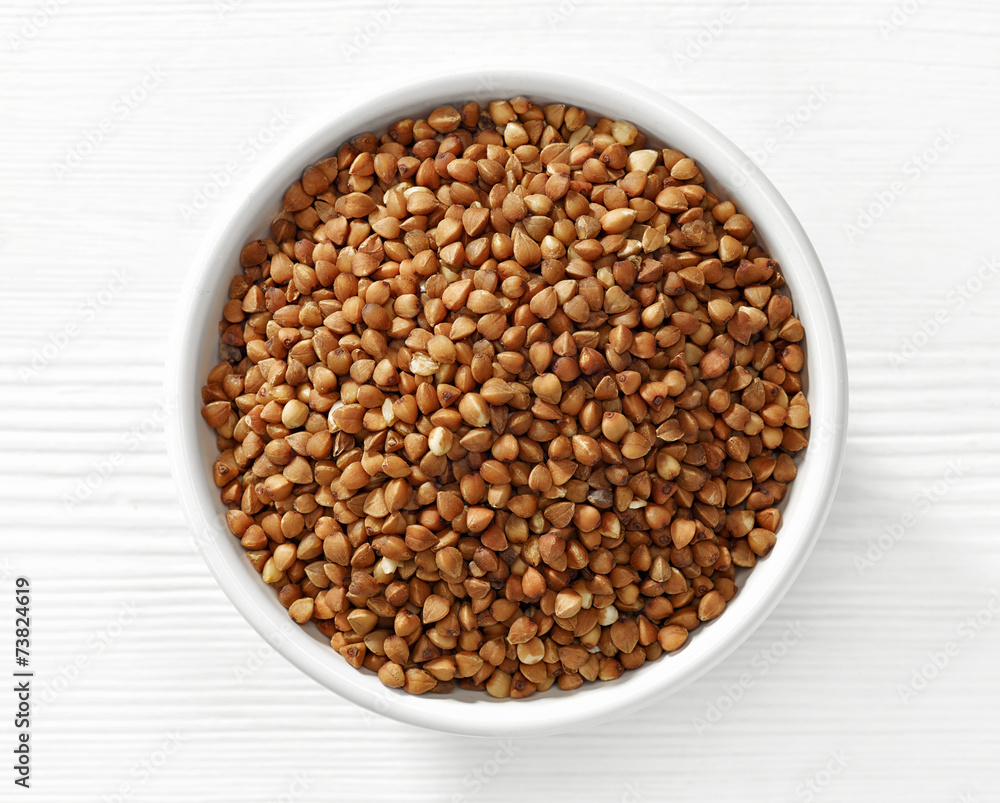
[2,1,998,800]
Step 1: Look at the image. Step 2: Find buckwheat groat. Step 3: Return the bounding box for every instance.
[201,97,809,698]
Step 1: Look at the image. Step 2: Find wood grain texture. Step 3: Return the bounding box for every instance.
[2,0,999,800]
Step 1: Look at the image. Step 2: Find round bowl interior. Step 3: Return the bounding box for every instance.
[167,69,848,737]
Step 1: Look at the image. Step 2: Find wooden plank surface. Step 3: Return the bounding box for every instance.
[1,0,998,800]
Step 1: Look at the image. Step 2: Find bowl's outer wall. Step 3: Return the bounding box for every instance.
[167,70,848,736]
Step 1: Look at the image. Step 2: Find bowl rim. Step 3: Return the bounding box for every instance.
[166,67,848,737]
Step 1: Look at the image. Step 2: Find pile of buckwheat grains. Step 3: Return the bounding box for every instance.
[200,97,810,699]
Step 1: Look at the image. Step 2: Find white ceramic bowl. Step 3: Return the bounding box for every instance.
[167,69,848,737]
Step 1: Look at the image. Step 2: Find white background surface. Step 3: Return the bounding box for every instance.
[2,1,998,801]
